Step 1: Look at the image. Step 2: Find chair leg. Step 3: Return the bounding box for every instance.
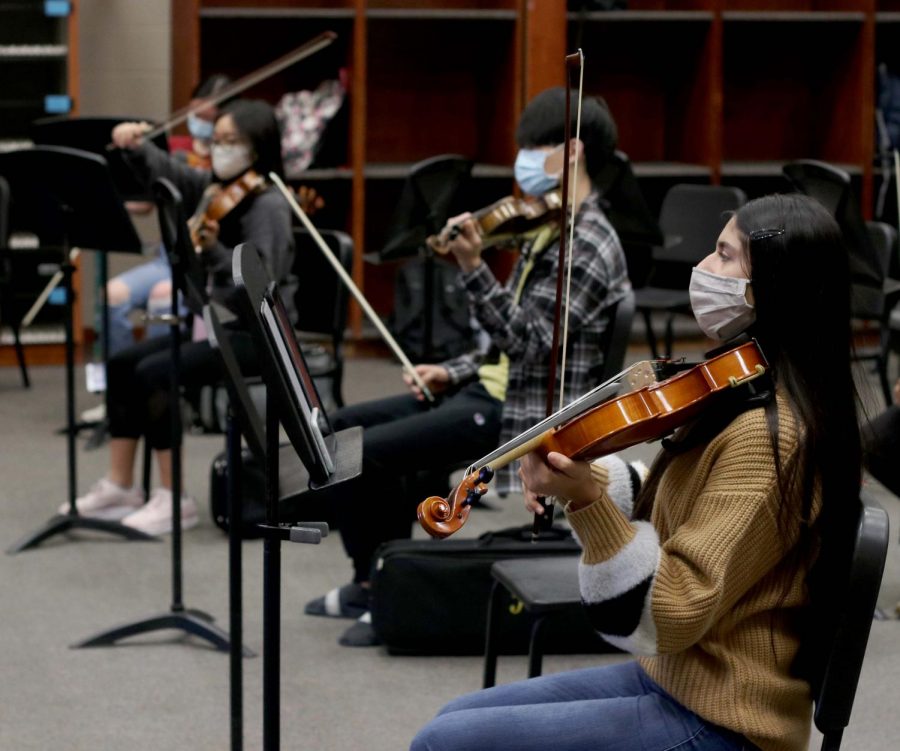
[663,313,676,361]
[12,323,29,388]
[482,580,504,689]
[527,615,548,679]
[640,309,659,360]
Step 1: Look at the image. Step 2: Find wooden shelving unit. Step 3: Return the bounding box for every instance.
[171,0,889,332]
[172,0,563,331]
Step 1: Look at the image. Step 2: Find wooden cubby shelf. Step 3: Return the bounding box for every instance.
[171,0,890,334]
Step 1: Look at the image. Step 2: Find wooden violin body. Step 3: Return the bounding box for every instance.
[417,341,768,539]
[189,169,266,250]
[427,190,562,253]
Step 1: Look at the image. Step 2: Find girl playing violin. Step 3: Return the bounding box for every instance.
[62,99,294,536]
[411,193,862,751]
[102,73,232,357]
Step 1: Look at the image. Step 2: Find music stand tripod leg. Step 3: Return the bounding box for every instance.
[8,255,157,554]
[72,291,255,657]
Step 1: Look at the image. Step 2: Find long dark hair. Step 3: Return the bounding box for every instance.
[217,98,284,179]
[634,193,862,684]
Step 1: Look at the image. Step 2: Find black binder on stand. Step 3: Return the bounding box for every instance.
[0,146,156,553]
[232,242,362,751]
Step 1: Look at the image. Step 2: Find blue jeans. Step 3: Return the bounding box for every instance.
[104,247,172,355]
[410,662,755,751]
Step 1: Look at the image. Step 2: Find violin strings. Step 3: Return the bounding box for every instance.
[558,49,585,412]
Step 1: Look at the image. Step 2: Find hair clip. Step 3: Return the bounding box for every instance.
[749,227,785,241]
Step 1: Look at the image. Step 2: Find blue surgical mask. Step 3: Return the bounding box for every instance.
[188,113,214,141]
[514,148,560,197]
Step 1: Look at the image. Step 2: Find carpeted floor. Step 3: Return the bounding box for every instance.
[1,349,899,750]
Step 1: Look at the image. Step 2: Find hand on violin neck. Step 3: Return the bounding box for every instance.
[439,212,483,273]
[196,218,220,251]
[403,364,450,401]
[519,451,597,513]
[111,121,152,150]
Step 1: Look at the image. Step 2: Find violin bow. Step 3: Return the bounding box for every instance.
[269,172,435,402]
[109,31,337,148]
[532,49,585,539]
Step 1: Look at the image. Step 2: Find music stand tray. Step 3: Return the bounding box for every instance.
[0,146,154,554]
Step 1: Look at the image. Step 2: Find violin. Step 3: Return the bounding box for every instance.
[426,190,563,254]
[189,169,266,250]
[417,341,768,539]
[189,172,326,250]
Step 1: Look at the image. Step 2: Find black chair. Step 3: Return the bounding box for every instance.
[0,175,29,387]
[784,160,900,404]
[634,184,747,359]
[814,494,889,750]
[482,495,889,751]
[292,227,354,409]
[593,150,664,289]
[596,288,636,383]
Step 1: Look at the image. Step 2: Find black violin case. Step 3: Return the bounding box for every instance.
[369,524,616,657]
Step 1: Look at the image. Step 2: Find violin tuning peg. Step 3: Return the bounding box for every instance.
[478,467,494,483]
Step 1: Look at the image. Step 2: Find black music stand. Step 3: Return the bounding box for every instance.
[31,117,169,445]
[72,178,241,653]
[206,299,346,751]
[1,146,156,553]
[372,155,473,361]
[233,242,362,751]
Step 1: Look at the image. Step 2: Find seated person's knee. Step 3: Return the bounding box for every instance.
[107,279,131,307]
[149,280,172,302]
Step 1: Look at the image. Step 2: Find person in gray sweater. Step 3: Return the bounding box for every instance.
[60,99,294,536]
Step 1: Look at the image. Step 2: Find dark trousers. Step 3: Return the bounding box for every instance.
[106,331,257,451]
[331,381,502,582]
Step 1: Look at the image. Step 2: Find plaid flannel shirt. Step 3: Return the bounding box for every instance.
[442,190,631,495]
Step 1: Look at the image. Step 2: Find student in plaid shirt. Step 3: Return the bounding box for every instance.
[305,87,632,647]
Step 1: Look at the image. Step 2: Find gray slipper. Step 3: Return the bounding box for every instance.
[304,582,369,619]
[338,612,381,647]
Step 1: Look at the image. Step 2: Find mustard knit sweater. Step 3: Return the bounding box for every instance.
[565,396,814,751]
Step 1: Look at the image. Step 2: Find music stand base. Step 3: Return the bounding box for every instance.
[6,513,158,554]
[72,609,255,655]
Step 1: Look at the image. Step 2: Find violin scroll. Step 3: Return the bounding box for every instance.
[416,467,494,539]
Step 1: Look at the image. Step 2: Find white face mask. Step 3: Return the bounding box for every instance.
[689,267,756,341]
[211,143,253,181]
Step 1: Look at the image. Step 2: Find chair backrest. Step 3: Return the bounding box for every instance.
[814,493,889,749]
[865,220,897,280]
[205,302,267,461]
[595,289,636,384]
[594,151,664,288]
[783,160,884,290]
[656,183,748,266]
[292,228,353,346]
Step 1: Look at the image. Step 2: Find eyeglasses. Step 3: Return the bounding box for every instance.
[749,228,785,242]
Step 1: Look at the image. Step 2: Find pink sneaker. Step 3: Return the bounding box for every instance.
[59,478,143,520]
[121,487,199,536]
